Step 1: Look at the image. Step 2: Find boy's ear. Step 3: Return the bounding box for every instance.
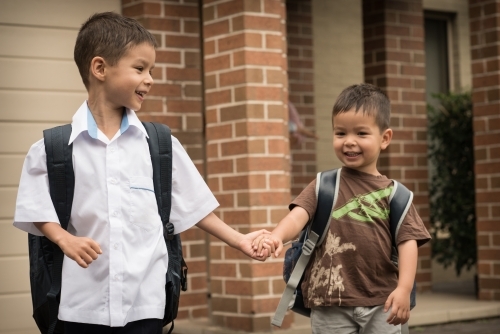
[380,128,393,150]
[90,56,106,82]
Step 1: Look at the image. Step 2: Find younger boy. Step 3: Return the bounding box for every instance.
[255,84,430,333]
[14,12,269,333]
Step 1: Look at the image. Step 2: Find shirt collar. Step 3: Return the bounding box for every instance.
[69,101,148,144]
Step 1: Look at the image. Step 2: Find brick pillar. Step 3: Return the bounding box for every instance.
[202,0,291,331]
[286,0,316,196]
[469,0,500,301]
[363,0,432,291]
[122,0,210,319]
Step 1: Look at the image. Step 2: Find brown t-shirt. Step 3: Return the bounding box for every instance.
[291,167,431,308]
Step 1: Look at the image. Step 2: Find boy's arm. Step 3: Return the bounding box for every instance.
[195,212,272,261]
[384,239,418,325]
[34,222,102,269]
[253,206,310,257]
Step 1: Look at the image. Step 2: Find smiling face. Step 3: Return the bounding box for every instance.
[332,108,392,175]
[103,42,155,111]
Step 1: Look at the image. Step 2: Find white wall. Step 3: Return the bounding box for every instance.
[0,1,120,332]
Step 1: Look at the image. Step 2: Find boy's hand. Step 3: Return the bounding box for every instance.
[238,229,273,261]
[34,222,102,269]
[252,234,283,258]
[384,287,411,325]
[58,234,102,269]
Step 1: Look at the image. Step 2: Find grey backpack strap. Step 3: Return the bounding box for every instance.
[272,168,340,327]
[388,180,413,265]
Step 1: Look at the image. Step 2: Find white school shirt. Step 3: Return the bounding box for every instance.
[14,101,219,326]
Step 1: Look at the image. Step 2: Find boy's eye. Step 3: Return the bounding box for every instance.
[358,132,368,136]
[335,132,345,136]
[136,67,143,72]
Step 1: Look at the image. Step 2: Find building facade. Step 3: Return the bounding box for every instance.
[0,0,498,333]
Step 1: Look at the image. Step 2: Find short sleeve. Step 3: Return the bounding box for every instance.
[289,179,317,221]
[13,139,60,236]
[169,136,219,234]
[396,204,431,247]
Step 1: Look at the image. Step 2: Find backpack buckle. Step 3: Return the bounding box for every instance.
[165,222,174,240]
[302,238,316,256]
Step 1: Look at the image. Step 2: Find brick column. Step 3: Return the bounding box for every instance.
[469,0,500,301]
[363,0,432,291]
[122,0,210,319]
[202,0,291,331]
[286,0,316,196]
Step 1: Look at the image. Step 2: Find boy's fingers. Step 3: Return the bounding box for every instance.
[383,295,392,312]
[88,239,102,254]
[75,256,89,268]
[275,243,284,257]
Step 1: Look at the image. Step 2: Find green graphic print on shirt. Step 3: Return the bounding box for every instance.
[332,186,393,223]
[307,186,393,306]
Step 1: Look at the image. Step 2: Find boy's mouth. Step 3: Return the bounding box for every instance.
[344,152,361,157]
[135,91,146,98]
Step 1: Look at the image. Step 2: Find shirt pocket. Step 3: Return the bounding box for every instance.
[128,176,160,232]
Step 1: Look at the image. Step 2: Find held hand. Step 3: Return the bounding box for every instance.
[384,287,411,325]
[238,229,272,261]
[58,234,102,269]
[252,234,283,258]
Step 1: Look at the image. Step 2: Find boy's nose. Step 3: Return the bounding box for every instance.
[344,136,356,146]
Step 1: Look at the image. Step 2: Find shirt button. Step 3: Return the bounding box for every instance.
[110,178,117,184]
[112,211,118,217]
[114,243,119,250]
[114,274,120,281]
[110,147,115,153]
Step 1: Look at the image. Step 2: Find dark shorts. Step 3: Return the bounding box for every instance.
[64,318,163,334]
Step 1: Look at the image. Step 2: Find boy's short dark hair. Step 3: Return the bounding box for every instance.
[332,83,391,131]
[74,11,157,89]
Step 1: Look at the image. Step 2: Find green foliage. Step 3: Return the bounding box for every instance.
[427,92,476,276]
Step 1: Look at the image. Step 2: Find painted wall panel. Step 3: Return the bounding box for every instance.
[0,258,30,294]
[313,0,364,172]
[0,90,85,122]
[0,221,28,256]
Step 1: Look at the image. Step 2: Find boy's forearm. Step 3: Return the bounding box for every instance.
[396,239,418,291]
[272,207,309,244]
[196,212,241,248]
[34,222,70,246]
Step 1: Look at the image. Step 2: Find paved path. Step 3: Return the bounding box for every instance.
[410,317,500,333]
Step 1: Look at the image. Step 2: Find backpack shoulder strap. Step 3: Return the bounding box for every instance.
[43,124,74,230]
[42,124,74,334]
[388,180,416,309]
[310,168,340,247]
[142,122,174,238]
[388,180,413,262]
[272,168,340,327]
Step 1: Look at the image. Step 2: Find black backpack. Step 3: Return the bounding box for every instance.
[272,168,416,327]
[28,122,187,334]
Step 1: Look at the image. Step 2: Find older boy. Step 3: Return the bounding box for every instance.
[255,84,430,333]
[14,12,269,333]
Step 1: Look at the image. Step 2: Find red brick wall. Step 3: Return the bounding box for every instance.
[122,0,210,319]
[202,0,291,330]
[363,0,432,291]
[286,0,316,196]
[469,0,500,301]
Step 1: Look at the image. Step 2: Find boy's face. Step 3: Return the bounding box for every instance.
[332,108,392,175]
[102,42,155,111]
